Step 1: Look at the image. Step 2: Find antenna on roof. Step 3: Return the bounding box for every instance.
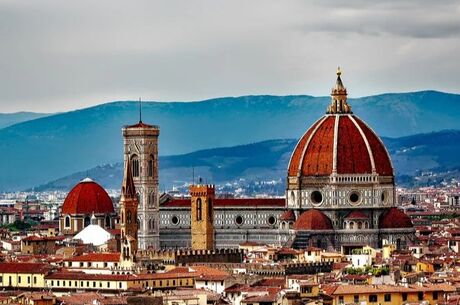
[139,97,142,123]
[192,167,195,185]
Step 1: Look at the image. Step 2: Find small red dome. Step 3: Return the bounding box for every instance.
[293,209,333,230]
[288,114,393,177]
[62,178,114,215]
[345,211,369,220]
[279,210,296,221]
[379,207,413,229]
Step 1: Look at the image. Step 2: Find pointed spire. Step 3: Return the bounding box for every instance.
[335,67,345,90]
[122,159,137,198]
[138,97,142,123]
[326,67,352,114]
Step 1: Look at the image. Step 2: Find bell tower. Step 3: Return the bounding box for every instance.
[190,184,215,250]
[122,119,160,250]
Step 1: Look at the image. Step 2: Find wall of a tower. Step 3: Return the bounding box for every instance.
[122,125,160,250]
[190,185,215,250]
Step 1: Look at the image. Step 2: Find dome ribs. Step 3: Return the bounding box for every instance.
[354,117,393,176]
[288,117,325,176]
[337,116,372,174]
[301,116,335,176]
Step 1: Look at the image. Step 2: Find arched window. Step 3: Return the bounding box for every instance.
[105,215,111,228]
[196,198,202,221]
[84,216,91,227]
[131,155,140,177]
[148,155,154,177]
[127,211,132,224]
[207,198,213,221]
[65,216,71,228]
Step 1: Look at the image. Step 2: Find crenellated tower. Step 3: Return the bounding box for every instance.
[190,184,215,250]
[122,120,160,250]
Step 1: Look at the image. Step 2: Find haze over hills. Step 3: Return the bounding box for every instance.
[0,112,50,129]
[32,130,460,192]
[1,90,459,191]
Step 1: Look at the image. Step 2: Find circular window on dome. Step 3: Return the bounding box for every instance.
[171,215,179,225]
[235,215,244,226]
[267,216,276,226]
[348,191,361,205]
[310,191,323,205]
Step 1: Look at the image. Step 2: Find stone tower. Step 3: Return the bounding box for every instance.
[190,184,215,250]
[119,160,138,262]
[122,120,160,250]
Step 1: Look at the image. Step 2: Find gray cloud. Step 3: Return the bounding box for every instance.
[0,0,459,112]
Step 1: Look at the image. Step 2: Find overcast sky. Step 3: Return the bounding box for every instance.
[1,0,459,113]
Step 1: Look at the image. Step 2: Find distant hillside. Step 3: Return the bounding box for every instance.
[2,91,460,191]
[0,112,50,129]
[32,139,295,191]
[33,130,460,191]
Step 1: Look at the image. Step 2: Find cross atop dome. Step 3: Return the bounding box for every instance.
[327,67,352,114]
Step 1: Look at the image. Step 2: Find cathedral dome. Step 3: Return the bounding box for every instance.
[293,209,333,230]
[62,178,114,215]
[379,207,413,229]
[288,69,393,178]
[288,115,393,177]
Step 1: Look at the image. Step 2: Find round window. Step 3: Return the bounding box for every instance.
[171,216,179,225]
[268,216,276,226]
[349,191,361,205]
[235,215,244,225]
[310,191,323,205]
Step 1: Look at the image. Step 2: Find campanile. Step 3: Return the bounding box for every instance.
[122,120,160,249]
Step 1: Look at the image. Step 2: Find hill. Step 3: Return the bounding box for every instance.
[33,130,460,192]
[0,112,50,129]
[2,91,460,191]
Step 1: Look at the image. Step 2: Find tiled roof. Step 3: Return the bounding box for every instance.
[345,211,369,220]
[22,235,64,242]
[0,262,52,274]
[293,209,333,230]
[279,210,295,221]
[65,252,120,262]
[332,284,455,295]
[379,207,413,229]
[125,121,156,129]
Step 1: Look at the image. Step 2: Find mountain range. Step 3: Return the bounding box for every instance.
[33,129,460,192]
[1,90,459,191]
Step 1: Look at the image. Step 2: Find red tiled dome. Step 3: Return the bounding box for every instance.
[288,114,393,177]
[379,207,413,229]
[279,210,296,221]
[293,209,333,230]
[345,211,369,220]
[62,178,114,215]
